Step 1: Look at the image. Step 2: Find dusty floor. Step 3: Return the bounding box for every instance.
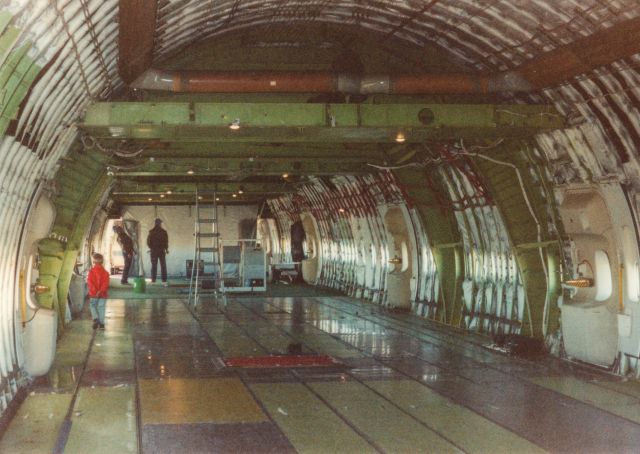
[2,281,640,453]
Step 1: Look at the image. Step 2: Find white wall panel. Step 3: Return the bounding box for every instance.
[122,204,258,277]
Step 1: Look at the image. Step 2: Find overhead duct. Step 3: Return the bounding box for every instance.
[131,69,533,94]
[130,15,640,95]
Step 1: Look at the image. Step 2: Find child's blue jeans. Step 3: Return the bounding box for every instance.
[90,297,106,323]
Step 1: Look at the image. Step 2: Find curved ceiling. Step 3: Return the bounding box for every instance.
[0,1,638,185]
[1,0,640,383]
[150,0,638,71]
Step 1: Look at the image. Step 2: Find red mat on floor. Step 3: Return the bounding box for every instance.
[224,354,339,368]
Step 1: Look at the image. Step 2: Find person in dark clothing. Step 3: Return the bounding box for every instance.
[147,218,169,285]
[290,221,306,263]
[290,220,306,282]
[113,225,135,284]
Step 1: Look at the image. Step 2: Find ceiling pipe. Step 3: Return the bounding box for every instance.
[129,15,640,95]
[131,69,532,94]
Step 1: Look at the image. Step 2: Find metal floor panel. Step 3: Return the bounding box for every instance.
[4,292,640,453]
[138,377,267,425]
[309,381,460,453]
[64,387,137,454]
[250,382,377,454]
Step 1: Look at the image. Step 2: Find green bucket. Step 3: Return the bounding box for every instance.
[133,277,146,293]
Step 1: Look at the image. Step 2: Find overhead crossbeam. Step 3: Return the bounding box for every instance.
[80,102,565,143]
[517,16,640,89]
[110,156,372,178]
[112,181,292,195]
[133,142,386,159]
[113,195,262,206]
[110,182,293,205]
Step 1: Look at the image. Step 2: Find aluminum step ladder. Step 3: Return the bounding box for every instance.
[188,188,224,308]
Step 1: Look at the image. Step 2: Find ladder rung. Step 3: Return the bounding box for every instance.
[197,219,217,223]
[198,233,220,238]
[200,247,219,253]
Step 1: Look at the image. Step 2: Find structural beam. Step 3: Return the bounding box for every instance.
[516,15,640,89]
[80,102,564,143]
[111,181,292,195]
[118,0,158,84]
[110,182,293,205]
[113,161,373,182]
[109,156,373,179]
[111,197,261,206]
[135,142,386,159]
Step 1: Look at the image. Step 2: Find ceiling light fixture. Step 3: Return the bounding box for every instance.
[160,194,165,198]
[187,168,194,175]
[229,118,241,130]
[282,173,289,179]
[238,186,244,194]
[395,132,406,143]
[108,126,125,137]
[166,190,172,194]
[147,197,152,201]
[232,193,237,198]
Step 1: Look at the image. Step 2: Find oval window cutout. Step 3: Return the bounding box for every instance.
[594,249,612,302]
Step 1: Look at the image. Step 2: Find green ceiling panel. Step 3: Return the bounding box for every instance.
[196,103,327,126]
[0,32,41,136]
[0,11,12,34]
[80,101,564,143]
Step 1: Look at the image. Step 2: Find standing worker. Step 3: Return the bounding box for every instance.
[113,225,135,285]
[147,218,169,286]
[290,220,306,282]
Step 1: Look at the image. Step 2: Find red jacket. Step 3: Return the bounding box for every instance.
[87,264,110,298]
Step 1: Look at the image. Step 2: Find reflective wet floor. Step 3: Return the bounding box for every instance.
[3,286,640,453]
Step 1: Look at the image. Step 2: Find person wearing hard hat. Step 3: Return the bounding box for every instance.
[147,218,169,286]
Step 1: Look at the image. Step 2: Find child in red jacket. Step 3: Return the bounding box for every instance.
[87,253,110,330]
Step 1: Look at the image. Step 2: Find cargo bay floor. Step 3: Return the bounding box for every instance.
[2,282,640,453]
